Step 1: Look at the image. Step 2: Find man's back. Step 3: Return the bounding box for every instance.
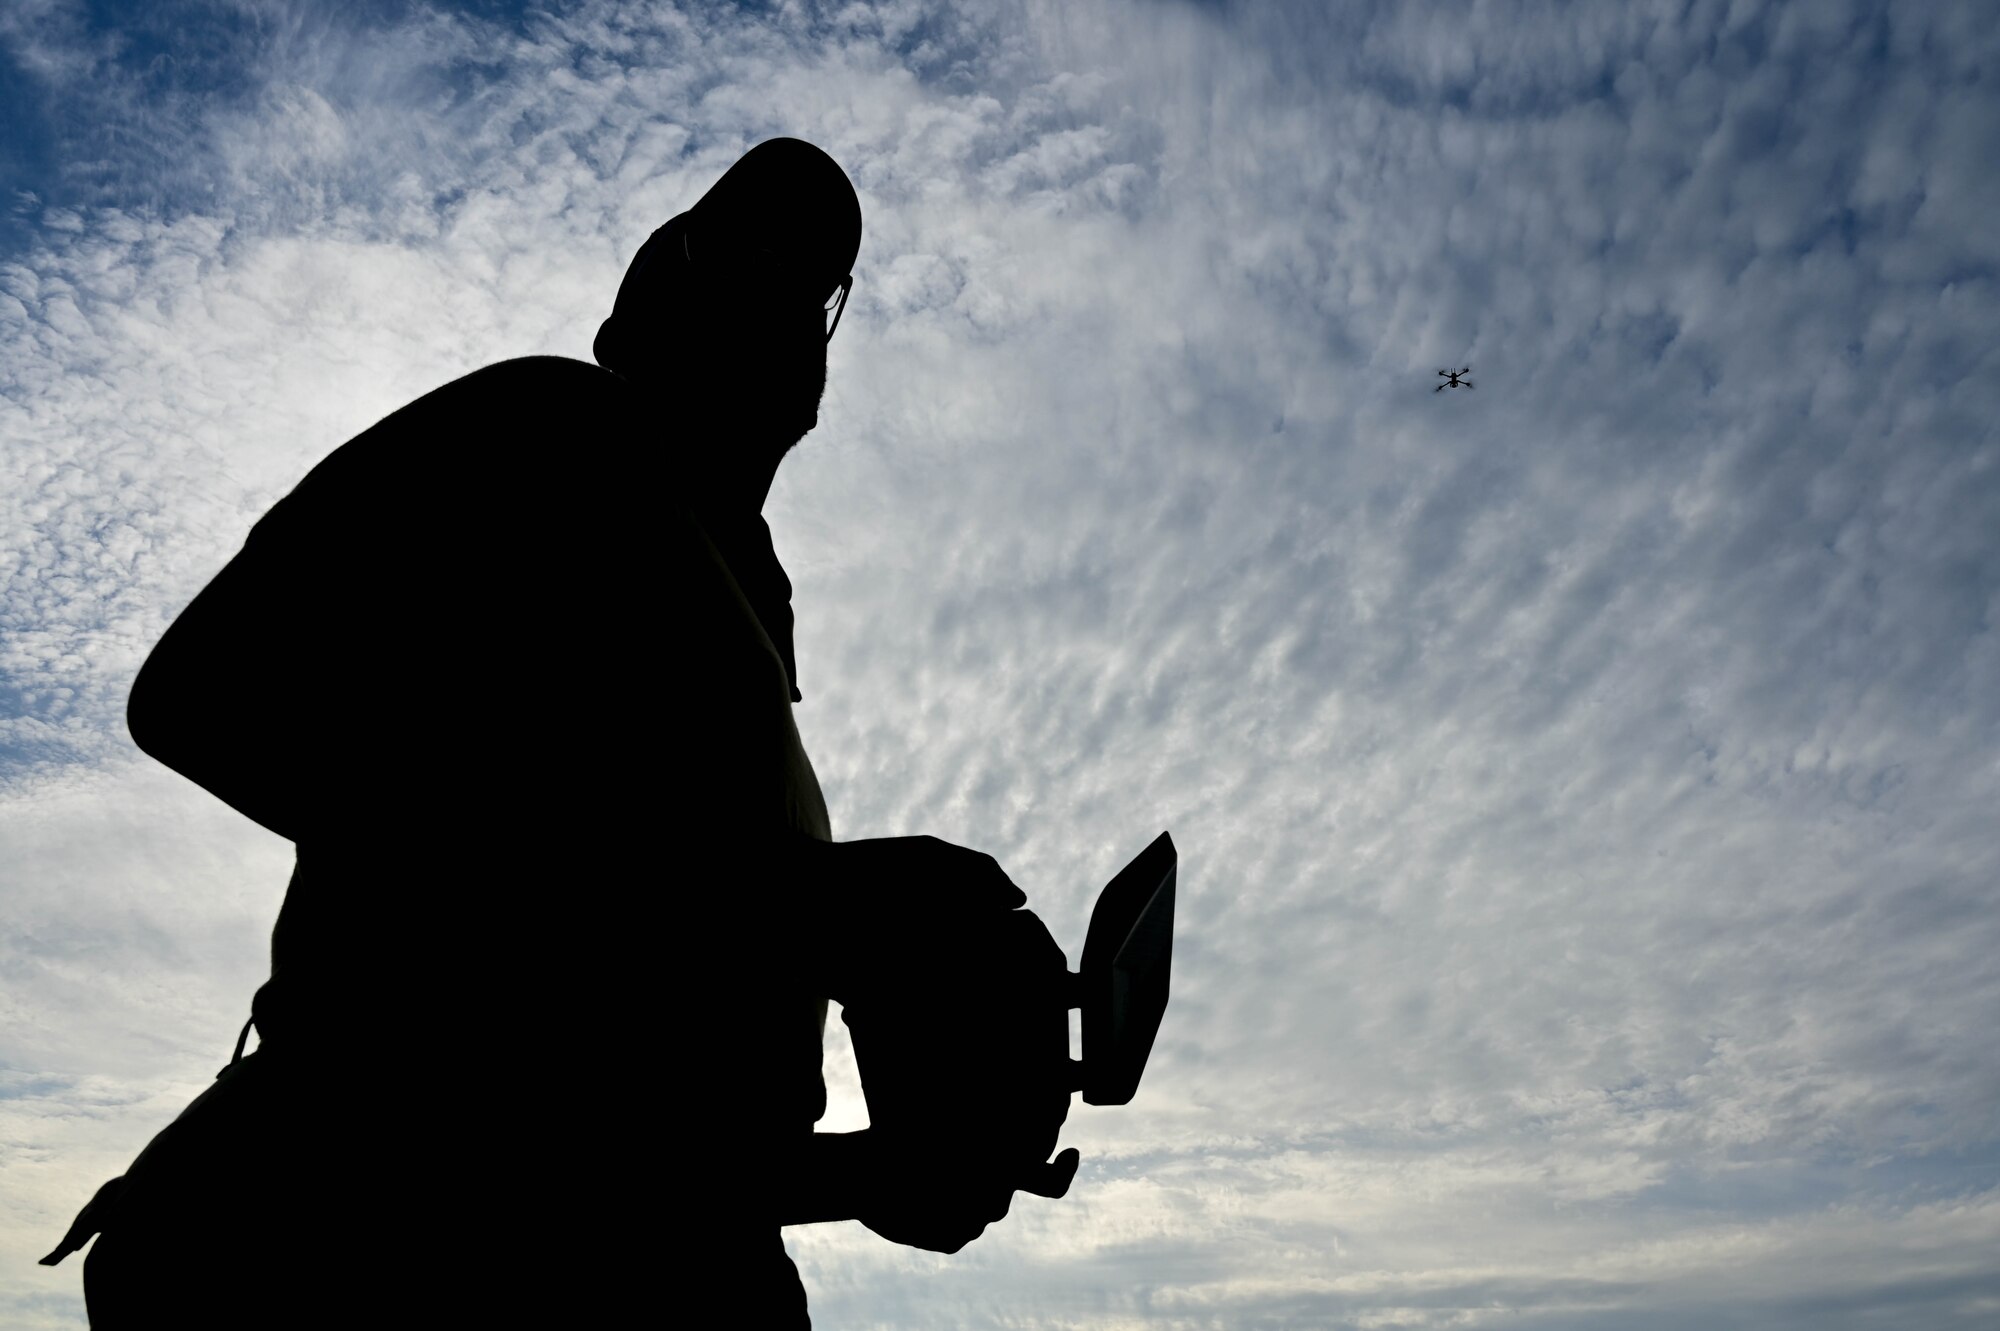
[92,355,832,1323]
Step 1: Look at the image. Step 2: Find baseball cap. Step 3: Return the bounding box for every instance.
[595,137,861,376]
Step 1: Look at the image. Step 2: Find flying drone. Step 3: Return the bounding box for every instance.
[1436,367,1473,392]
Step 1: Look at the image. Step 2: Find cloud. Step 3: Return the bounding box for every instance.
[4,0,1998,1326]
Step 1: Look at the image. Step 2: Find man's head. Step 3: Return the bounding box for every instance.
[596,138,862,451]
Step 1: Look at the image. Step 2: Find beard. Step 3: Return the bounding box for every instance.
[768,343,824,443]
[687,315,826,442]
[748,338,827,450]
[665,350,825,493]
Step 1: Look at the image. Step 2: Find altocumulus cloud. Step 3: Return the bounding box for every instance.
[4,1,1999,1327]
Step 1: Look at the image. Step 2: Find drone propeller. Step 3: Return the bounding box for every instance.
[1434,382,1447,392]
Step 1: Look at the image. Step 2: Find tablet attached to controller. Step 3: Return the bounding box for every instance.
[1072,830,1176,1106]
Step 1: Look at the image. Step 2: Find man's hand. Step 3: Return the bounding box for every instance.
[851,1128,1019,1254]
[831,834,1026,916]
[790,833,1074,1253]
[811,835,1026,1004]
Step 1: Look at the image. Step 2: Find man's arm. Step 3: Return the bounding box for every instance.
[750,832,1039,1252]
[126,357,611,840]
[769,1129,1018,1253]
[769,1130,875,1226]
[127,539,317,841]
[759,830,1027,1006]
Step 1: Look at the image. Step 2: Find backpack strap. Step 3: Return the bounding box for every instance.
[38,1173,129,1266]
[41,1015,257,1267]
[217,1013,256,1079]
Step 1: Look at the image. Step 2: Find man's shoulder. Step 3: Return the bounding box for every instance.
[449,353,626,392]
[253,356,651,541]
[406,354,636,424]
[333,355,639,453]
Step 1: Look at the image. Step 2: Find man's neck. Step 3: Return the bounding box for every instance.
[678,419,795,516]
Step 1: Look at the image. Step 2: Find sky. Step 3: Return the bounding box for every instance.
[3,0,1998,1326]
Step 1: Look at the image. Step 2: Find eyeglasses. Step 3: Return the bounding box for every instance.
[684,223,854,343]
[822,275,852,342]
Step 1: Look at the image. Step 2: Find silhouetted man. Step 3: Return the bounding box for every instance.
[49,138,1058,1328]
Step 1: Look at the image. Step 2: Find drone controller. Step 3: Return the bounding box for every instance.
[842,831,1177,1200]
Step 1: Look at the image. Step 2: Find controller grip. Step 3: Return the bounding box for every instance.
[1016,1147,1081,1199]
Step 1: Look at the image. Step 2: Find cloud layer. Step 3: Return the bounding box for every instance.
[4,1,1998,1326]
